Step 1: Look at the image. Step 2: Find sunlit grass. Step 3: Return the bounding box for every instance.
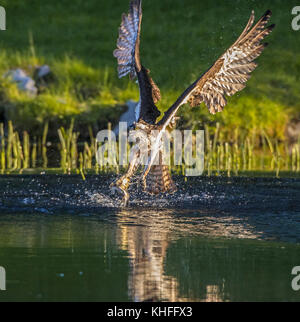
[1,120,300,178]
[0,0,298,141]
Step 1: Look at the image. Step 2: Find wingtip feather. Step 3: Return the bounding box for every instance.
[262,9,272,21]
[265,9,272,16]
[269,23,276,30]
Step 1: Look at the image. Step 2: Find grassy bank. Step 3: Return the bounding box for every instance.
[0,0,299,141]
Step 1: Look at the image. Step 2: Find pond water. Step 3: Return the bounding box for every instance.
[0,175,300,301]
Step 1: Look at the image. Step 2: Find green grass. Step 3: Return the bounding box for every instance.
[1,120,300,178]
[0,0,299,140]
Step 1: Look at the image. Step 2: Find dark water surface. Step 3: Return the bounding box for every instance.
[0,175,300,301]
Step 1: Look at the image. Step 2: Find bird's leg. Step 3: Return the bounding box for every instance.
[142,130,164,184]
[110,146,140,206]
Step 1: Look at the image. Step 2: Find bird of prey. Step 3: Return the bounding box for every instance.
[111,0,275,206]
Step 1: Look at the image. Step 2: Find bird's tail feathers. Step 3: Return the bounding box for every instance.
[143,163,177,195]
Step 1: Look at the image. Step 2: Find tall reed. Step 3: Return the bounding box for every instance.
[0,121,299,178]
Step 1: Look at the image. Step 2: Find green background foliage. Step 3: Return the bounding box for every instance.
[0,0,299,138]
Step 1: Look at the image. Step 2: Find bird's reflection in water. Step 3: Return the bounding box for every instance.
[115,209,229,302]
[116,210,178,302]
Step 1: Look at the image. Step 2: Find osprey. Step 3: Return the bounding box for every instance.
[111,0,275,205]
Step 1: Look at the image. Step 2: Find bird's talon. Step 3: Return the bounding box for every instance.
[110,181,130,207]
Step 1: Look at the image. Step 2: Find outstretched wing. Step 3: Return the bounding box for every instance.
[113,0,161,124]
[158,10,275,127]
[113,0,142,79]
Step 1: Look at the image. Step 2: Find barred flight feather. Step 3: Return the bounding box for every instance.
[183,10,275,114]
[113,0,142,79]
